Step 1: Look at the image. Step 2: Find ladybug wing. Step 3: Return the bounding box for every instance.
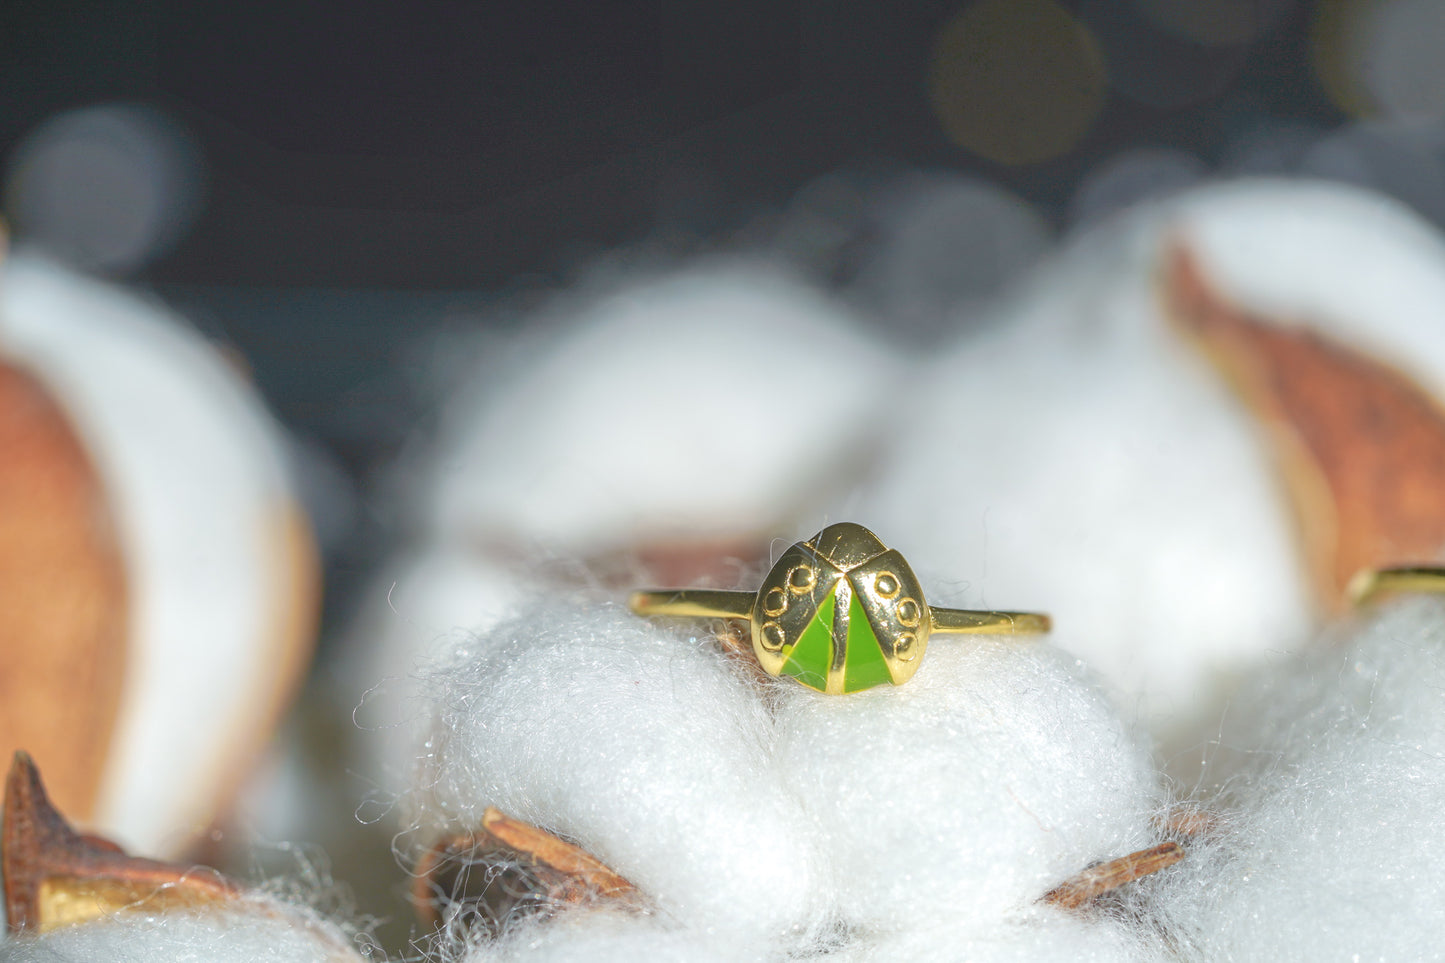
[751,541,840,680]
[847,549,928,685]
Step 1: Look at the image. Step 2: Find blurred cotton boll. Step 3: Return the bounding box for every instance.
[855,177,1445,744]
[852,305,1307,733]
[0,254,319,856]
[4,104,204,275]
[1217,121,1323,176]
[419,260,898,556]
[1069,148,1209,226]
[851,174,1052,342]
[1349,0,1445,123]
[1299,121,1445,228]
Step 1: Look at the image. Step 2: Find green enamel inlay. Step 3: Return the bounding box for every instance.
[780,588,835,692]
[843,588,893,692]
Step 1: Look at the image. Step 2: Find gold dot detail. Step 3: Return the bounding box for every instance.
[763,587,788,617]
[895,632,917,661]
[896,598,921,628]
[761,621,787,652]
[875,572,900,598]
[788,565,816,594]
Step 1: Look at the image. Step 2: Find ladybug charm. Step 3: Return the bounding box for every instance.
[750,522,932,694]
[629,521,1049,695]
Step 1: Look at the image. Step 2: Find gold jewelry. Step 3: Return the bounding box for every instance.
[1349,565,1445,606]
[629,522,1050,694]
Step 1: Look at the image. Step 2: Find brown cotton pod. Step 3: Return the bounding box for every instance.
[413,807,640,931]
[1040,841,1185,911]
[1161,241,1445,610]
[0,362,127,824]
[3,751,236,934]
[0,254,321,858]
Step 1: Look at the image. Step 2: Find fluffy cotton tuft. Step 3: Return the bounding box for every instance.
[409,597,1169,958]
[831,908,1164,963]
[420,261,899,554]
[772,638,1163,934]
[0,905,365,963]
[454,909,755,963]
[1149,597,1445,959]
[410,600,831,950]
[852,311,1310,735]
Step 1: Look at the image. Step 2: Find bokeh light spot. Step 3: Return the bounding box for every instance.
[1069,148,1207,226]
[4,104,204,275]
[929,0,1107,166]
[853,174,1050,341]
[1308,0,1445,121]
[1358,0,1445,122]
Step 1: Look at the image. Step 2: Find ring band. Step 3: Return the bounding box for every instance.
[1349,565,1445,606]
[629,522,1050,694]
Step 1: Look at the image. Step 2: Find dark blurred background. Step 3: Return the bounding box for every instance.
[5,0,1439,618]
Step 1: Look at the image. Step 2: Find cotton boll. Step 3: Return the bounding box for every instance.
[773,639,1162,935]
[422,262,899,555]
[411,601,829,948]
[854,306,1310,733]
[456,909,754,963]
[345,549,526,793]
[834,907,1164,963]
[0,253,318,856]
[1164,179,1445,398]
[1151,597,1445,960]
[0,905,365,963]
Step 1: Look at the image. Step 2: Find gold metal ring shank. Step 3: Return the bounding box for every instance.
[628,522,1050,694]
[626,590,1051,635]
[1349,566,1445,606]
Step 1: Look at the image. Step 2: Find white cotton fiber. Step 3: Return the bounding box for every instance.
[410,597,1181,959]
[832,907,1164,963]
[459,907,1160,963]
[345,549,526,793]
[853,178,1445,742]
[420,261,899,555]
[0,905,364,963]
[772,638,1163,935]
[410,600,829,950]
[1150,597,1445,960]
[852,308,1310,735]
[456,909,755,963]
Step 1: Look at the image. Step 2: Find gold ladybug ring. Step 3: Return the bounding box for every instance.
[628,522,1051,694]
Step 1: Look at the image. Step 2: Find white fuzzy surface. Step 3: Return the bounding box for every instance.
[412,601,828,952]
[456,910,754,963]
[0,253,308,855]
[853,297,1310,733]
[1150,597,1445,960]
[346,549,526,795]
[459,905,1161,963]
[857,178,1445,734]
[831,909,1162,963]
[772,639,1162,934]
[410,600,1165,959]
[421,261,899,554]
[0,905,363,963]
[1168,180,1445,400]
